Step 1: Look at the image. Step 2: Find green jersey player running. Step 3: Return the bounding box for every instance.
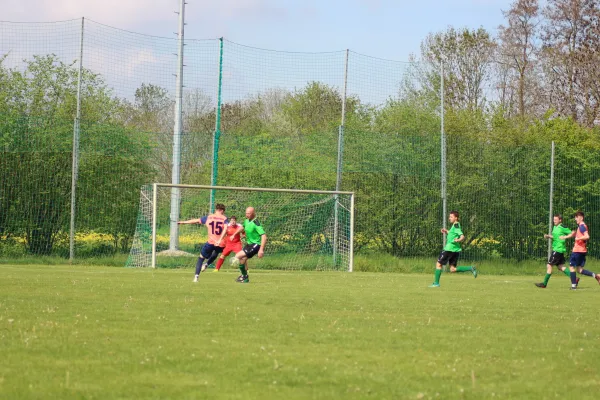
[535,214,575,288]
[232,207,267,283]
[430,211,477,288]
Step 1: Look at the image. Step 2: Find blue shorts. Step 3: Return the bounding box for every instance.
[201,243,224,259]
[569,252,587,267]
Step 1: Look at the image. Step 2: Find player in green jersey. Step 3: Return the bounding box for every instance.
[429,211,477,287]
[535,214,575,288]
[232,207,267,283]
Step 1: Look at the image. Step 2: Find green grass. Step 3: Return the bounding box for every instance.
[5,253,600,276]
[1,265,600,399]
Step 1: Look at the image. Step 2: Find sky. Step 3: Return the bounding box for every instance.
[2,0,514,61]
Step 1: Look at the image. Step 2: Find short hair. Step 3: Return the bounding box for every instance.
[229,215,237,220]
[554,214,563,221]
[215,203,226,211]
[450,210,459,219]
[575,211,585,218]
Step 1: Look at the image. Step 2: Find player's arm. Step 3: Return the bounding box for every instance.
[453,234,465,243]
[579,226,590,241]
[216,224,228,246]
[231,226,244,241]
[258,233,267,258]
[440,228,448,234]
[560,230,577,240]
[178,216,206,225]
[544,234,552,239]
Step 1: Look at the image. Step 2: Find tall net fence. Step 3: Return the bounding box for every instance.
[2,19,600,269]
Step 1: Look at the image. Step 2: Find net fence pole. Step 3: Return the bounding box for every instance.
[440,60,447,247]
[69,17,85,262]
[548,141,555,259]
[152,184,158,269]
[334,49,349,266]
[210,37,224,213]
[349,193,355,272]
[169,0,186,251]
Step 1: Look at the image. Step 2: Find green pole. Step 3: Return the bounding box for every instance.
[210,38,224,213]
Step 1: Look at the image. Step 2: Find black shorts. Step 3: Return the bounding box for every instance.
[570,252,586,267]
[243,243,261,259]
[438,251,460,266]
[548,251,566,266]
[201,243,224,259]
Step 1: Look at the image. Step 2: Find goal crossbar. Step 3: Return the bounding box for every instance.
[150,183,355,271]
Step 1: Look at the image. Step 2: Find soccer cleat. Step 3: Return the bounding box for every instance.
[213,269,220,273]
[472,266,478,278]
[193,275,199,283]
[429,283,440,288]
[595,274,600,285]
[534,283,546,288]
[237,275,250,283]
[201,263,207,272]
[235,275,245,282]
[576,277,580,287]
[570,287,577,291]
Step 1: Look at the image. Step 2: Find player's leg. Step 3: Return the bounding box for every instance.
[537,253,558,288]
[194,244,213,281]
[236,244,260,283]
[216,244,236,271]
[430,251,446,287]
[536,263,553,288]
[234,249,249,282]
[576,255,600,284]
[450,253,476,276]
[204,247,223,270]
[568,253,580,290]
[215,251,228,272]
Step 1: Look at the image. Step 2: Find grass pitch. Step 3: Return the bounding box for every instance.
[1,265,600,399]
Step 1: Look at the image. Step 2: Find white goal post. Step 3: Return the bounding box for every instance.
[134,183,355,271]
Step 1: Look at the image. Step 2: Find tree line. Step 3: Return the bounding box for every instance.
[1,0,600,260]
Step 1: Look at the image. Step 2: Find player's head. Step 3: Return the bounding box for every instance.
[229,216,237,224]
[246,207,255,219]
[575,211,585,223]
[215,203,226,213]
[449,211,459,223]
[553,214,563,225]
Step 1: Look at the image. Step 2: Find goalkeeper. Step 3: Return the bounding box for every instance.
[232,207,267,283]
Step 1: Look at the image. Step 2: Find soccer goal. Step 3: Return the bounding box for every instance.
[126,184,355,271]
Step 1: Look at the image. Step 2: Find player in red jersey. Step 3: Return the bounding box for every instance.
[214,216,244,272]
[178,203,227,282]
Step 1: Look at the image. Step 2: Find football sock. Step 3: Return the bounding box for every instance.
[434,269,442,284]
[543,273,551,286]
[562,268,570,277]
[216,258,224,270]
[581,269,595,277]
[570,271,577,286]
[195,257,205,275]
[239,263,247,276]
[456,266,473,273]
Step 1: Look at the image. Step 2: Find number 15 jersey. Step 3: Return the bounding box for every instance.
[200,214,228,246]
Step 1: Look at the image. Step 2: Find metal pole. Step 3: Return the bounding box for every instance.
[69,17,84,262]
[440,61,447,246]
[152,183,158,268]
[334,49,349,266]
[169,0,186,251]
[548,141,555,258]
[349,193,355,273]
[210,38,224,213]
[155,183,354,196]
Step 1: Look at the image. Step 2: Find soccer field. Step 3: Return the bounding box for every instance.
[1,265,599,399]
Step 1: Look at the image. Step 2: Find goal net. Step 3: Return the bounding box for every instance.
[126,184,354,271]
